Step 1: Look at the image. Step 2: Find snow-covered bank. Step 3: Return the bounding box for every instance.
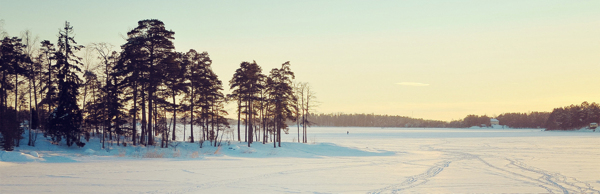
[0,133,393,163]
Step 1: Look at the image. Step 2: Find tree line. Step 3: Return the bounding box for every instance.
[310,104,600,130]
[308,111,552,129]
[461,112,550,129]
[458,102,600,130]
[545,101,600,130]
[309,113,455,128]
[0,19,315,151]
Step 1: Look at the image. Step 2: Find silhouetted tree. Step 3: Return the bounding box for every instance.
[39,40,58,118]
[184,50,212,143]
[230,61,264,147]
[0,36,28,149]
[92,43,128,148]
[205,65,226,146]
[164,52,188,141]
[266,62,296,147]
[301,83,316,143]
[114,37,144,146]
[45,21,84,147]
[229,64,247,142]
[293,82,303,142]
[120,19,175,146]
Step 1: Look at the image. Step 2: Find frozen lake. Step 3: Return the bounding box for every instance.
[2,127,600,193]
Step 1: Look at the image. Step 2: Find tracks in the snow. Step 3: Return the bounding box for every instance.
[369,142,600,194]
[507,159,600,194]
[146,141,599,194]
[368,160,451,194]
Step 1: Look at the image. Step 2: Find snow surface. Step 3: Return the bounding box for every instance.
[1,127,600,193]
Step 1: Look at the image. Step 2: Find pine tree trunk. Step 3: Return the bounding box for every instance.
[190,88,194,143]
[141,90,146,145]
[147,90,153,146]
[172,93,176,141]
[248,97,253,147]
[305,100,309,143]
[102,123,105,149]
[153,101,156,138]
[82,78,88,136]
[132,82,137,146]
[211,103,215,144]
[237,98,241,142]
[28,76,32,146]
[213,105,218,147]
[264,101,269,144]
[92,87,97,136]
[15,74,18,125]
[302,93,305,143]
[32,63,40,146]
[244,100,248,142]
[278,117,281,147]
[260,105,267,144]
[202,108,206,141]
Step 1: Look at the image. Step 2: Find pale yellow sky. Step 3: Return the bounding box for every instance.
[1,1,599,121]
[302,19,600,120]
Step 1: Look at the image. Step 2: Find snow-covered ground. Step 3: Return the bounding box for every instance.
[1,127,600,193]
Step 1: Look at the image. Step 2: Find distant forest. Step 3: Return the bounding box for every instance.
[308,112,547,128]
[309,101,600,130]
[309,113,457,128]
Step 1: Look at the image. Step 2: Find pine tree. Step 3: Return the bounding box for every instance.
[114,37,144,146]
[229,70,245,142]
[39,40,57,118]
[230,61,264,147]
[184,50,213,144]
[120,19,175,146]
[165,52,188,141]
[0,36,28,150]
[45,21,84,147]
[102,50,129,148]
[204,65,226,146]
[266,62,296,147]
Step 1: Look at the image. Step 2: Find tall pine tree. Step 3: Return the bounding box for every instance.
[120,19,175,146]
[230,61,264,147]
[45,21,84,147]
[0,36,27,150]
[266,62,296,147]
[184,49,212,143]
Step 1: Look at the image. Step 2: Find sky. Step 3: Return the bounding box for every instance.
[1,0,599,121]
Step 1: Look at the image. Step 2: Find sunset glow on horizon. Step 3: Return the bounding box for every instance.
[1,0,599,121]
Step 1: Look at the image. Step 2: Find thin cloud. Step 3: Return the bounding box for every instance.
[396,82,430,86]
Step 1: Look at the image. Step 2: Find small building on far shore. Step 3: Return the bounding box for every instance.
[490,118,499,126]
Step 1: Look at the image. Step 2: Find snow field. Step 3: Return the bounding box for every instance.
[1,127,600,193]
